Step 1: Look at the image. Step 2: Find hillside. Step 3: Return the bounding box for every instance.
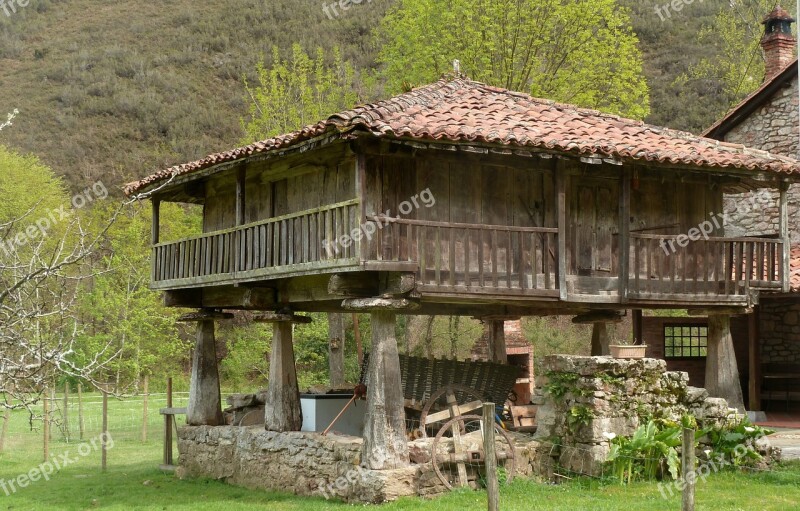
[0,0,775,192]
[0,0,391,193]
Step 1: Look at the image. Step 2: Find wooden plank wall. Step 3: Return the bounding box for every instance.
[202,160,356,233]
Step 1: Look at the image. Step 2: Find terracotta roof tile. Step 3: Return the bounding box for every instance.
[125,78,800,195]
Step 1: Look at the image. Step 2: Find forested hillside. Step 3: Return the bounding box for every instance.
[0,0,791,192]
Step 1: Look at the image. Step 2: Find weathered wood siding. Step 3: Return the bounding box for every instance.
[203,160,356,233]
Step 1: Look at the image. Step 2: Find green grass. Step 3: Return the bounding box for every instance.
[2,396,800,510]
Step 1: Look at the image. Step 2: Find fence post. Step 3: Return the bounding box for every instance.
[43,389,50,462]
[163,377,174,467]
[142,375,149,443]
[682,427,696,511]
[102,390,109,472]
[49,388,55,441]
[77,383,84,440]
[0,389,10,453]
[482,402,499,511]
[63,383,70,442]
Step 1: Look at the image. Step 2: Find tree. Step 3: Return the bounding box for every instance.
[376,0,650,119]
[677,0,798,122]
[75,201,198,393]
[0,143,123,414]
[241,44,366,142]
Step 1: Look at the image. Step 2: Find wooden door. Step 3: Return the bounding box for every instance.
[572,178,619,276]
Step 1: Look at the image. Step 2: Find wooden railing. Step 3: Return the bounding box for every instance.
[366,216,560,295]
[628,234,783,299]
[152,199,360,284]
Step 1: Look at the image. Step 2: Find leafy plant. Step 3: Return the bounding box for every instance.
[567,405,594,431]
[544,372,580,399]
[606,419,682,484]
[701,418,773,468]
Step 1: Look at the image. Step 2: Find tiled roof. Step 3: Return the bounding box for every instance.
[791,245,800,292]
[125,78,800,195]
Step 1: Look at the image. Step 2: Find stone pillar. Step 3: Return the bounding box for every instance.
[706,314,745,412]
[487,319,507,364]
[256,312,310,432]
[362,310,409,469]
[181,311,232,426]
[590,322,610,357]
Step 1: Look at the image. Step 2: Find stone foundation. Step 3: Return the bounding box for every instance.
[176,425,541,503]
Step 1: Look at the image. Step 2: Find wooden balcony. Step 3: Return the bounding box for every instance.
[628,234,784,301]
[151,205,785,305]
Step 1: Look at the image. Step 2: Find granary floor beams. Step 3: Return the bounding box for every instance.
[179,309,234,426]
[343,298,419,470]
[254,311,312,432]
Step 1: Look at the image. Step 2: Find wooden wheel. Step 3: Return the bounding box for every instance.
[418,384,485,438]
[430,414,517,490]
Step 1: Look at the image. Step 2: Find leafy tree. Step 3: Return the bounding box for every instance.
[241,44,366,142]
[75,202,199,393]
[376,0,650,119]
[0,143,123,412]
[678,0,798,122]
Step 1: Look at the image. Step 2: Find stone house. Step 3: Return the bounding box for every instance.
[641,6,800,414]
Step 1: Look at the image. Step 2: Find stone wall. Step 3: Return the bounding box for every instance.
[721,76,800,244]
[760,297,800,364]
[176,425,541,503]
[532,356,733,476]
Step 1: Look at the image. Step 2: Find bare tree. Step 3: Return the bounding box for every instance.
[0,204,122,416]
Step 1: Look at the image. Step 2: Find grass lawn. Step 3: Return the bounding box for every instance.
[2,396,800,510]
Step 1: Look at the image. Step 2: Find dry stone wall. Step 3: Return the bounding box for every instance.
[176,425,541,503]
[532,356,733,476]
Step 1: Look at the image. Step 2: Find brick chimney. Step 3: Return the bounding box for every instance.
[761,5,796,81]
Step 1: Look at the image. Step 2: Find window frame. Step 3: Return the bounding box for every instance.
[663,323,708,360]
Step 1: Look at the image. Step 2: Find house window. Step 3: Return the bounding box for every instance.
[664,324,708,359]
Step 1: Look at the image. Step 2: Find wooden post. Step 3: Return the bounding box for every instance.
[706,314,745,412]
[152,199,160,245]
[590,322,611,356]
[49,388,55,441]
[619,169,631,302]
[102,390,108,472]
[779,182,790,293]
[487,320,507,364]
[265,322,303,431]
[682,427,696,511]
[63,383,70,442]
[555,163,568,300]
[187,319,224,426]
[164,378,174,467]
[142,375,149,443]
[77,383,84,440]
[362,311,409,469]
[483,402,499,511]
[43,390,50,462]
[328,313,345,388]
[748,308,762,412]
[632,309,643,345]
